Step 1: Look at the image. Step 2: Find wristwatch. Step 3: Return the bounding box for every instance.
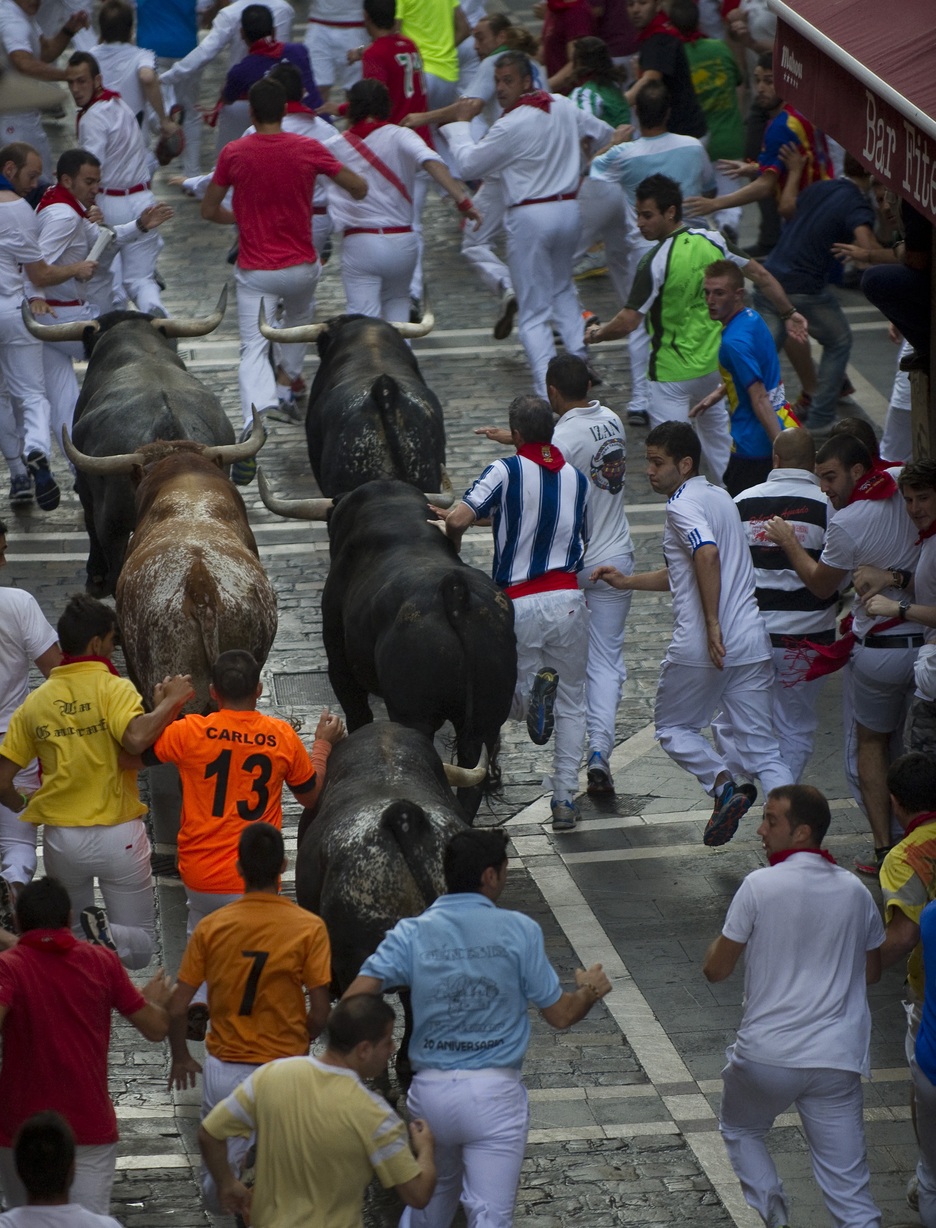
[898,599,912,620]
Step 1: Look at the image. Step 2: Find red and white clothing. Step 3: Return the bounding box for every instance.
[328,121,443,322]
[0,0,52,171]
[446,94,611,396]
[305,0,364,92]
[362,33,430,135]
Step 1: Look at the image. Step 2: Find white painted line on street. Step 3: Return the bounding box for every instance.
[558,830,870,866]
[115,1154,192,1170]
[115,1106,174,1119]
[684,1132,763,1228]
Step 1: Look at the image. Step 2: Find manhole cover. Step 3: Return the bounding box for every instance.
[271,671,339,709]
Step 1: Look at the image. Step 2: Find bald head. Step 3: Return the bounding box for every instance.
[772,427,815,472]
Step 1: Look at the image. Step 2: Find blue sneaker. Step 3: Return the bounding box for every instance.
[80,905,117,952]
[8,473,31,506]
[551,797,579,831]
[703,781,757,847]
[527,668,559,745]
[26,451,59,511]
[586,751,614,795]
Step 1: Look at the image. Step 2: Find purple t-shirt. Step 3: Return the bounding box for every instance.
[222,41,323,110]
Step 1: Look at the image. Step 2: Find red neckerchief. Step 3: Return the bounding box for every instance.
[917,520,936,546]
[546,0,581,10]
[637,11,678,41]
[904,811,936,837]
[503,89,552,115]
[846,467,898,504]
[517,442,564,472]
[18,928,78,952]
[285,101,316,116]
[248,37,285,58]
[348,118,390,138]
[675,28,706,41]
[76,88,121,135]
[37,182,86,217]
[768,847,837,866]
[61,653,120,676]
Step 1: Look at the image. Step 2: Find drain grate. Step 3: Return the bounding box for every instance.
[271,671,339,709]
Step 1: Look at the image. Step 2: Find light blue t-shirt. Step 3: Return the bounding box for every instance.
[590,130,715,204]
[359,894,562,1071]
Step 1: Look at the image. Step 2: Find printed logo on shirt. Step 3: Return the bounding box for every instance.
[590,439,626,494]
[205,727,277,747]
[53,700,91,716]
[35,717,109,740]
[429,973,500,1028]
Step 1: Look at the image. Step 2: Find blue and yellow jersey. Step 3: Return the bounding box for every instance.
[718,308,799,457]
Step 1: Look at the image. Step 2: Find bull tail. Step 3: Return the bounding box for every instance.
[184,553,221,677]
[371,374,411,482]
[380,801,440,910]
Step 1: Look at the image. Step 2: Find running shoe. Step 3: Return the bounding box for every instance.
[267,391,305,425]
[527,668,559,745]
[8,473,32,506]
[703,781,757,847]
[586,751,614,794]
[26,450,59,511]
[907,1172,919,1212]
[574,249,608,280]
[840,376,856,399]
[551,797,580,831]
[80,905,117,952]
[493,290,518,340]
[792,391,812,421]
[628,409,649,427]
[855,848,892,877]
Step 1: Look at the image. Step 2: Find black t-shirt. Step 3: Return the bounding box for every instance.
[638,33,708,139]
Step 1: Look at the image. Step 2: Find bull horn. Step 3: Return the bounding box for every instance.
[203,408,267,463]
[389,308,435,339]
[258,302,326,344]
[422,465,454,509]
[257,467,333,520]
[443,747,489,789]
[61,425,144,475]
[150,285,228,338]
[21,301,98,343]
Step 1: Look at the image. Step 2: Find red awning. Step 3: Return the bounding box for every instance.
[768,0,936,223]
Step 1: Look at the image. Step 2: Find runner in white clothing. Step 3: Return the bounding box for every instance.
[328,78,478,322]
[593,420,793,846]
[89,0,180,143]
[306,0,364,98]
[66,51,166,314]
[443,51,612,397]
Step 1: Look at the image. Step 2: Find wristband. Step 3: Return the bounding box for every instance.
[136,215,148,233]
[892,568,912,590]
[456,197,473,214]
[17,794,27,813]
[779,308,796,321]
[899,599,912,621]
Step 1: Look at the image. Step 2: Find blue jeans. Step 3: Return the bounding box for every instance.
[754,288,852,429]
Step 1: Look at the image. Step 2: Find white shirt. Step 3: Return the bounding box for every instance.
[733,468,835,638]
[327,125,442,231]
[0,0,41,126]
[0,196,42,311]
[0,1205,123,1228]
[308,0,364,25]
[30,200,144,303]
[820,489,921,639]
[160,0,294,81]
[663,475,771,667]
[463,53,546,136]
[0,587,57,732]
[551,401,633,566]
[723,854,884,1076]
[76,92,151,191]
[445,94,612,207]
[88,42,156,118]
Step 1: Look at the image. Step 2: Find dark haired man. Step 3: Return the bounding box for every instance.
[704,785,884,1228]
[622,0,706,139]
[166,822,332,1212]
[0,877,173,1213]
[220,3,322,132]
[200,993,437,1222]
[0,594,193,968]
[344,827,611,1228]
[593,420,792,846]
[766,433,922,873]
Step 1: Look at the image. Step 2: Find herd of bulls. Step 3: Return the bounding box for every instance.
[26,291,519,1002]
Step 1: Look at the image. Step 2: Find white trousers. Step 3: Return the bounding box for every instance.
[461,177,512,299]
[648,373,731,486]
[400,1068,529,1228]
[656,657,793,797]
[98,189,164,315]
[623,219,654,415]
[156,56,203,177]
[0,1142,118,1214]
[574,178,631,304]
[216,100,251,156]
[0,308,52,459]
[342,231,418,325]
[409,169,430,301]
[505,200,584,397]
[305,21,364,92]
[42,819,155,970]
[911,1053,936,1228]
[0,111,51,175]
[200,1053,260,1213]
[235,262,320,428]
[0,761,38,889]
[578,552,634,758]
[36,302,97,458]
[509,588,588,798]
[720,1053,880,1228]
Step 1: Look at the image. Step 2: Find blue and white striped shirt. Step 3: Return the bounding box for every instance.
[463,454,587,588]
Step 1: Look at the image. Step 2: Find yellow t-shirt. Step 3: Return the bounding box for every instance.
[0,661,145,827]
[395,0,458,81]
[179,893,331,1064]
[880,819,936,998]
[202,1056,421,1228]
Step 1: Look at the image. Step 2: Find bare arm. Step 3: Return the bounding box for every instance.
[306,984,331,1039]
[422,160,481,227]
[586,307,643,344]
[0,757,25,817]
[201,180,235,225]
[880,910,920,969]
[742,258,808,343]
[8,48,67,80]
[866,947,882,985]
[24,258,98,288]
[540,964,611,1029]
[747,381,783,444]
[34,644,62,677]
[702,934,745,982]
[589,565,670,592]
[342,974,384,998]
[402,97,482,128]
[685,168,778,218]
[128,969,174,1042]
[436,500,477,552]
[199,1127,251,1217]
[121,675,195,755]
[333,167,368,200]
[139,66,177,134]
[394,1122,437,1209]
[453,5,471,44]
[166,979,202,1090]
[763,518,846,600]
[623,68,662,107]
[692,543,725,670]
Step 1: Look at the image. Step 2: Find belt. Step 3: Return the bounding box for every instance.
[313,205,328,214]
[103,181,150,196]
[45,299,84,308]
[308,17,364,25]
[859,633,924,649]
[770,629,835,648]
[344,225,412,235]
[510,191,577,208]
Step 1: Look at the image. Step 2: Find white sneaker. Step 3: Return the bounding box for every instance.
[573,248,608,280]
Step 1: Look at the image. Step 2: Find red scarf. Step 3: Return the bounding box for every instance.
[675,28,706,42]
[517,442,565,472]
[37,182,86,217]
[847,467,897,504]
[286,101,316,116]
[19,928,77,952]
[904,811,936,837]
[248,37,285,58]
[637,11,678,41]
[61,653,120,676]
[347,118,390,139]
[503,90,552,115]
[76,88,121,135]
[768,848,837,866]
[917,520,936,546]
[779,610,906,684]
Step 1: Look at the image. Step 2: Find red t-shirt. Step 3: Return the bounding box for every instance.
[362,33,433,146]
[0,929,146,1145]
[213,131,345,269]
